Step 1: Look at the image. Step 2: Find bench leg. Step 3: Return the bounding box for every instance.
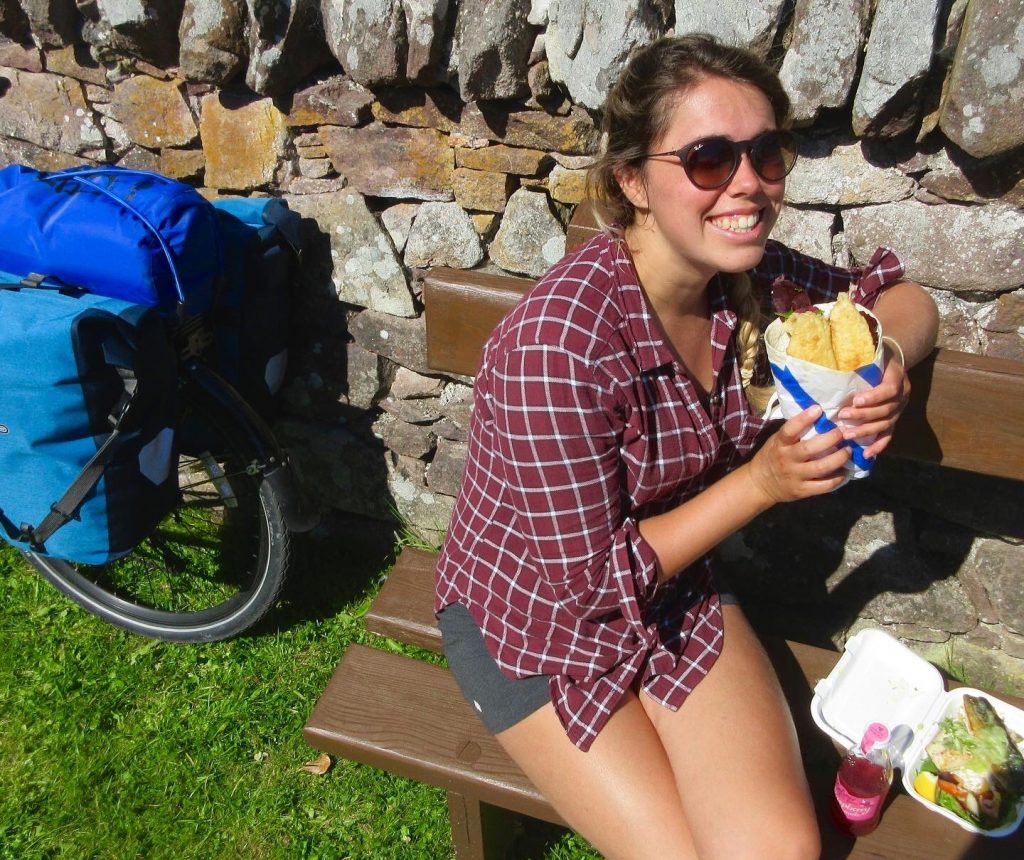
[446,791,517,860]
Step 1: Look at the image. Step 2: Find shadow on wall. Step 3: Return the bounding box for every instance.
[719,458,1024,653]
[260,213,404,631]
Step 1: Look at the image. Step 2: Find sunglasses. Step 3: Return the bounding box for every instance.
[644,129,798,190]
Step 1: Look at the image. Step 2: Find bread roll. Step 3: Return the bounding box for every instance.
[784,311,837,370]
[829,292,876,371]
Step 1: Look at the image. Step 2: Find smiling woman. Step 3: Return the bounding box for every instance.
[433,33,939,860]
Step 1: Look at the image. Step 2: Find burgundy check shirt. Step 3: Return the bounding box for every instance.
[435,232,904,751]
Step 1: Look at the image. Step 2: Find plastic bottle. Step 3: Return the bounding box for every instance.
[830,722,894,837]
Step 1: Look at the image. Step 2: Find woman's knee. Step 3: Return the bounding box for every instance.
[703,809,819,860]
[765,815,821,860]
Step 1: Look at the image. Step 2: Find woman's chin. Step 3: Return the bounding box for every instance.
[715,244,768,274]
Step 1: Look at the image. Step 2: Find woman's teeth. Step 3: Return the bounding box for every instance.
[711,212,761,232]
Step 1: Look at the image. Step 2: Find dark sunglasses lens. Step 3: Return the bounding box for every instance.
[751,131,797,181]
[684,138,738,189]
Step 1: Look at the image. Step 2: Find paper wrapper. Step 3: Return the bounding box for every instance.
[763,301,884,480]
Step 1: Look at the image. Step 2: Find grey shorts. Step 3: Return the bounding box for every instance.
[437,602,551,735]
[437,583,739,736]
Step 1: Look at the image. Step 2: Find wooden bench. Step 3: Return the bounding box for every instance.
[305,206,1024,858]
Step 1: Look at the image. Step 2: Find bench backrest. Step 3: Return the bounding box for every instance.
[424,205,1024,482]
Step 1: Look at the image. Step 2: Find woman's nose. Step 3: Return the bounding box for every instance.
[726,151,762,193]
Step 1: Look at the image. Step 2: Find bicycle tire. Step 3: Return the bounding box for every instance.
[23,378,291,642]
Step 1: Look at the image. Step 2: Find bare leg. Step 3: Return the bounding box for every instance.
[495,691,698,860]
[641,604,820,860]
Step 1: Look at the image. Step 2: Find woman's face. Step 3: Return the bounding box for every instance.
[619,75,786,286]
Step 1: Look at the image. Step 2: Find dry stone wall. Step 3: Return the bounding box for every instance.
[2,0,1022,687]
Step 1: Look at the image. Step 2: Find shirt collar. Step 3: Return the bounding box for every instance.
[607,238,739,372]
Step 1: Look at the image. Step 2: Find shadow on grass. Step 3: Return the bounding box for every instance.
[257,510,400,637]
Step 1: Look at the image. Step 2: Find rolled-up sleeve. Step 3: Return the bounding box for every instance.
[491,344,660,622]
[756,242,906,309]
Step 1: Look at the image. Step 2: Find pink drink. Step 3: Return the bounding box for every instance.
[830,722,894,837]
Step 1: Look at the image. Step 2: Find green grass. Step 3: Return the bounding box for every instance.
[0,520,596,859]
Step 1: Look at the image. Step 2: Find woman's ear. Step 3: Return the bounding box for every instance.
[614,164,649,211]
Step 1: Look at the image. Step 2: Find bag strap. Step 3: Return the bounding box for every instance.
[67,173,188,303]
[13,338,142,554]
[0,509,23,544]
[22,404,132,551]
[0,273,87,295]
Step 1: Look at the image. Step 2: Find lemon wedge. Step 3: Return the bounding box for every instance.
[914,770,938,803]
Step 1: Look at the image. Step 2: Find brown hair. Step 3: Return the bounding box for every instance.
[586,34,791,413]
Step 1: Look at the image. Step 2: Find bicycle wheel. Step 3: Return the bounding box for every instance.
[23,379,291,642]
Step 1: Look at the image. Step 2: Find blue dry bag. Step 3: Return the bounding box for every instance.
[0,164,222,315]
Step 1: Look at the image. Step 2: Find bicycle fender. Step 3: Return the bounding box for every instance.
[182,361,319,533]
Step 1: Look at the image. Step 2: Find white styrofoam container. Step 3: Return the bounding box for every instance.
[810,628,1024,837]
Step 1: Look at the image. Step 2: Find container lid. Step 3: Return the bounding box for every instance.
[810,628,944,764]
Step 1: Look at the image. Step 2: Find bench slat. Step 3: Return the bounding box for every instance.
[887,348,1024,480]
[365,546,443,652]
[422,268,1024,480]
[304,643,567,826]
[364,545,441,652]
[423,269,534,381]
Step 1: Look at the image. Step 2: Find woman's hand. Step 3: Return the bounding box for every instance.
[747,405,851,505]
[836,342,910,459]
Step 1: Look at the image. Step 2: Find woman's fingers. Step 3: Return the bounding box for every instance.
[776,404,823,445]
[839,359,910,423]
[749,406,852,504]
[779,407,847,462]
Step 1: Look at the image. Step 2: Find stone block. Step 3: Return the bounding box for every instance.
[404,201,484,268]
[200,92,287,190]
[373,413,436,459]
[349,308,430,374]
[453,167,515,213]
[455,143,551,176]
[0,67,103,155]
[460,104,598,155]
[547,163,587,205]
[285,75,374,127]
[320,124,455,201]
[939,0,1024,158]
[489,187,565,277]
[779,0,871,124]
[112,76,198,148]
[285,189,416,317]
[387,453,455,538]
[426,437,468,497]
[843,199,1024,292]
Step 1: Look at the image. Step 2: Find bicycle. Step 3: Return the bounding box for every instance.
[1,166,315,643]
[20,332,317,643]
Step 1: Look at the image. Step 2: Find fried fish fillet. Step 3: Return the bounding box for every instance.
[829,292,876,371]
[784,311,837,369]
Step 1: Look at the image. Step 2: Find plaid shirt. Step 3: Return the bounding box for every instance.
[436,232,904,751]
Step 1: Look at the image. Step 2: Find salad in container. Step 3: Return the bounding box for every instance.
[810,628,1024,837]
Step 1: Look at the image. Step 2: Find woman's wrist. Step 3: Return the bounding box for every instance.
[739,458,780,514]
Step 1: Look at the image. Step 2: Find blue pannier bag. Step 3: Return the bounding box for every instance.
[210,197,301,418]
[0,164,222,316]
[0,282,179,565]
